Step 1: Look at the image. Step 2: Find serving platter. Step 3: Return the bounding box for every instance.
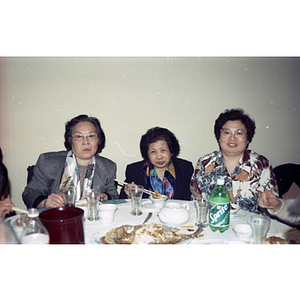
[91,223,197,245]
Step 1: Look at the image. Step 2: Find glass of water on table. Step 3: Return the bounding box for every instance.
[61,185,76,207]
[86,188,101,221]
[193,194,209,227]
[129,185,144,216]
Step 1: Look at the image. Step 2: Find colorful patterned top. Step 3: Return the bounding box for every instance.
[141,160,176,199]
[190,149,278,215]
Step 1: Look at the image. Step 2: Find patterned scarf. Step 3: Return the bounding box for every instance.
[141,160,176,199]
[61,150,95,201]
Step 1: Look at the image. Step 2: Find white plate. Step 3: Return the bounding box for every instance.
[91,232,103,244]
[75,199,87,207]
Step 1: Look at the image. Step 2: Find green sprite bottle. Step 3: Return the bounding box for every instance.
[209,178,230,233]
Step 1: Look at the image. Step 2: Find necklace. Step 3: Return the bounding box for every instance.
[223,155,242,176]
[224,161,237,176]
[225,163,232,175]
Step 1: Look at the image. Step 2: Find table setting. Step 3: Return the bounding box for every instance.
[4,189,300,244]
[79,196,299,245]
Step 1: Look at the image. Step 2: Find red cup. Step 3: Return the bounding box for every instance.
[39,207,85,244]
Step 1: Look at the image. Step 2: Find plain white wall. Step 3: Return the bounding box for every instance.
[1,57,300,209]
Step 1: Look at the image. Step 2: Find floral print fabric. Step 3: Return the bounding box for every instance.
[190,149,278,215]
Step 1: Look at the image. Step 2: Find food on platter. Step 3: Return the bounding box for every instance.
[152,191,165,199]
[15,218,23,227]
[100,223,202,244]
[267,236,286,244]
[267,228,300,244]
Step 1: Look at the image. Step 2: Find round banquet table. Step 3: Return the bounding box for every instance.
[80,199,295,244]
[5,199,298,244]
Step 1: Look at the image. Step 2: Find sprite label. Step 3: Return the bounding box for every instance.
[209,202,230,227]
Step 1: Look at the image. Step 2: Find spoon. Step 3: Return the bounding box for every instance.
[142,212,153,224]
[230,203,239,210]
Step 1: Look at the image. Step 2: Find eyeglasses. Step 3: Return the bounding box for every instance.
[72,134,98,142]
[220,128,247,139]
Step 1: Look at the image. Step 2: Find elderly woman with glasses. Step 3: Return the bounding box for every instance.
[22,115,118,209]
[119,127,194,200]
[190,108,278,215]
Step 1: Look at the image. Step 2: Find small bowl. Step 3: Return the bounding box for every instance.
[149,194,168,208]
[99,204,117,212]
[232,224,252,240]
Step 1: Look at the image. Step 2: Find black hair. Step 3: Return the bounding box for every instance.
[214,108,256,147]
[0,162,9,199]
[139,127,180,160]
[64,115,106,154]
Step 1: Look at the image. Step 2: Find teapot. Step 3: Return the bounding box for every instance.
[158,202,190,226]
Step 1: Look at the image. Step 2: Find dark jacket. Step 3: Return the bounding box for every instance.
[22,151,119,208]
[119,157,194,200]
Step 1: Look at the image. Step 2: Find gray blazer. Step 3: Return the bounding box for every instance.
[22,151,119,208]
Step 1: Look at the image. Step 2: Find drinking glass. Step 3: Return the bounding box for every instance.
[193,195,209,227]
[86,188,101,221]
[249,215,271,244]
[61,186,76,207]
[129,185,144,216]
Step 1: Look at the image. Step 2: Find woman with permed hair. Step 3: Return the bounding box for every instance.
[119,127,194,200]
[190,108,278,215]
[22,115,118,208]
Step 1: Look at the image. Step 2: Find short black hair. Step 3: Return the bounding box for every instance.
[214,108,256,147]
[140,127,180,160]
[0,162,9,199]
[64,115,106,154]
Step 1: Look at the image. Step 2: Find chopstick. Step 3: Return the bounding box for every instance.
[13,207,29,214]
[114,179,153,195]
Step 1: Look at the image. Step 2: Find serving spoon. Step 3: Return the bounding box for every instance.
[176,224,205,244]
[142,212,153,224]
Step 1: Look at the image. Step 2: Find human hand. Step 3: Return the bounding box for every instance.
[124,182,136,198]
[258,190,282,212]
[100,193,108,202]
[39,193,64,208]
[0,197,14,218]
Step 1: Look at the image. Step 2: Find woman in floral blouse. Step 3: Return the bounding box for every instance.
[190,108,278,215]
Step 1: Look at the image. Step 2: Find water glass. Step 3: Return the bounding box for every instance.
[249,215,271,244]
[61,186,76,207]
[86,188,101,221]
[129,185,144,216]
[193,195,209,227]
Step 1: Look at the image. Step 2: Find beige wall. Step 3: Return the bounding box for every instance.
[1,57,300,209]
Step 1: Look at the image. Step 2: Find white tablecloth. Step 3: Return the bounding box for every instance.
[83,199,293,244]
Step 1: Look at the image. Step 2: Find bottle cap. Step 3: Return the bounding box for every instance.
[27,208,39,218]
[217,178,224,185]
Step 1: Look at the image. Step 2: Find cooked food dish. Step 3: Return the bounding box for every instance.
[267,236,286,244]
[152,191,165,199]
[15,218,22,227]
[100,223,202,244]
[266,228,300,244]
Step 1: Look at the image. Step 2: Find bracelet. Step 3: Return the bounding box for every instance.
[44,199,47,208]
